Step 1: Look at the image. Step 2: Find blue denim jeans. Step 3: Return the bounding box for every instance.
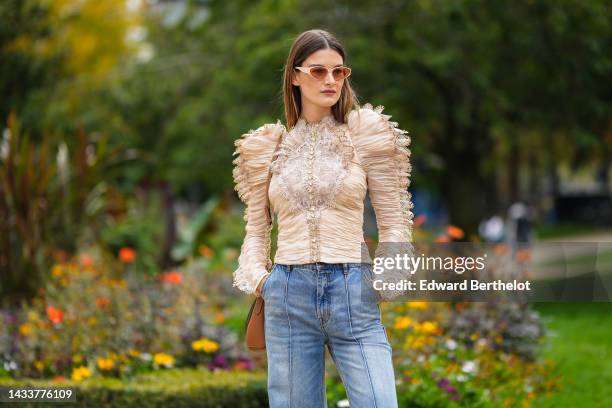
[261,262,398,408]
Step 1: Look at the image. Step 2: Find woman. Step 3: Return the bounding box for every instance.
[232,29,414,408]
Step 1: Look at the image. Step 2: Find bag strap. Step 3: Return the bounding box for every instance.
[263,129,284,226]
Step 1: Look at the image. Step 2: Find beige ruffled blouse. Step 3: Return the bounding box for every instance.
[232,103,414,295]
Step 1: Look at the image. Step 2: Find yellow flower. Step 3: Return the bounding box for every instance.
[34,360,44,371]
[27,311,39,322]
[192,338,220,353]
[153,352,175,367]
[72,355,83,364]
[445,362,460,373]
[407,301,428,310]
[405,335,434,350]
[71,366,92,381]
[394,316,413,330]
[97,357,115,371]
[51,265,63,278]
[113,279,127,288]
[19,323,34,336]
[417,321,442,335]
[128,349,141,358]
[67,262,78,274]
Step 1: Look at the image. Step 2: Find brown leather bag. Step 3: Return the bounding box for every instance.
[244,131,283,352]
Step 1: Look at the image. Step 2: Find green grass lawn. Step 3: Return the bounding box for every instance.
[535,223,612,239]
[533,302,612,408]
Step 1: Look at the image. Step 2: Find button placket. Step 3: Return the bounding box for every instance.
[306,127,320,262]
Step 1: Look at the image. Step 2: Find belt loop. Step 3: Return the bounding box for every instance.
[342,263,348,276]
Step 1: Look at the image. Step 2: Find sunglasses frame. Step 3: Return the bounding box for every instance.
[294,65,352,81]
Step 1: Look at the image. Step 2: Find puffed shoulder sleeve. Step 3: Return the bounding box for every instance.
[348,104,415,300]
[232,120,285,295]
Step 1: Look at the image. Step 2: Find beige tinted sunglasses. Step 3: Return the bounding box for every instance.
[294,65,352,81]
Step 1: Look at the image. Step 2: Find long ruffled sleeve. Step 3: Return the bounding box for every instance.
[232,120,285,295]
[348,103,415,300]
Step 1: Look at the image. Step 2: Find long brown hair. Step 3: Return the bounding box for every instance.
[282,29,360,129]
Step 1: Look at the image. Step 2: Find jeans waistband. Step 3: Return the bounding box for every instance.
[273,262,370,273]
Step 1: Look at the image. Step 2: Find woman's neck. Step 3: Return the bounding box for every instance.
[300,105,333,124]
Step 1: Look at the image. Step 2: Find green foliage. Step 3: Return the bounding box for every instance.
[5,0,610,230]
[99,193,166,277]
[171,195,220,262]
[0,368,268,407]
[0,112,138,304]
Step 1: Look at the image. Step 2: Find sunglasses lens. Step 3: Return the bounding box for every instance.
[331,68,345,80]
[309,67,328,80]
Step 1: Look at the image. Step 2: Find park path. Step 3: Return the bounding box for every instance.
[530,230,612,279]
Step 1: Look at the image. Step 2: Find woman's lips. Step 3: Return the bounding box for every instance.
[322,90,336,95]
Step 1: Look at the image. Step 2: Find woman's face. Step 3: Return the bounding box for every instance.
[292,48,345,110]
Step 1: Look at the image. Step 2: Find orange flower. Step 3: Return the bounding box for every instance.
[234,360,250,370]
[494,243,508,255]
[46,306,64,324]
[434,235,450,243]
[198,244,214,258]
[96,297,110,308]
[516,248,531,262]
[79,254,94,267]
[214,311,225,324]
[414,214,426,226]
[118,247,136,263]
[52,250,69,262]
[446,224,465,240]
[52,375,66,383]
[159,271,182,284]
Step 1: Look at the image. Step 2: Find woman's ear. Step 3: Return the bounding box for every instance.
[291,70,300,87]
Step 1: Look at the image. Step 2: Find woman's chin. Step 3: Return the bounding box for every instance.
[315,96,339,106]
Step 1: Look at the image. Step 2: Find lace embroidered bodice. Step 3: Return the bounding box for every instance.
[232,103,414,297]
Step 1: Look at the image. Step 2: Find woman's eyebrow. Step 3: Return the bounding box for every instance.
[307,63,343,67]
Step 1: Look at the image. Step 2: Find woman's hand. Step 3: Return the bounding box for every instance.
[255,275,269,297]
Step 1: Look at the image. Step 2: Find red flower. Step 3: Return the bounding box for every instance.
[118,247,136,263]
[446,225,465,240]
[159,271,182,284]
[96,297,110,308]
[79,254,94,267]
[516,248,531,262]
[198,244,214,258]
[46,306,64,324]
[414,214,426,227]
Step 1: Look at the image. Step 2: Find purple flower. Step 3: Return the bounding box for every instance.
[213,355,227,367]
[437,377,458,396]
[207,354,229,371]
